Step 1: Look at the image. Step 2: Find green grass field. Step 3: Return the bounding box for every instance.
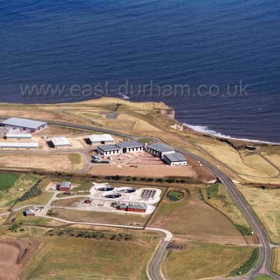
[164,242,254,280]
[0,173,40,209]
[21,236,158,280]
[253,276,274,280]
[69,153,82,165]
[201,184,251,234]
[13,178,53,209]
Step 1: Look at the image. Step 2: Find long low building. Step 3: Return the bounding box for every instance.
[5,133,32,139]
[97,141,143,156]
[1,118,47,133]
[146,143,175,159]
[163,152,187,166]
[50,137,70,148]
[97,144,122,155]
[0,142,39,149]
[88,134,114,144]
[147,142,187,166]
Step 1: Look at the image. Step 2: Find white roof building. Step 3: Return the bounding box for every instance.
[88,134,114,144]
[0,142,39,149]
[50,137,70,147]
[5,133,32,139]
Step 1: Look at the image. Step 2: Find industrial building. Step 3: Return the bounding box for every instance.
[146,142,187,166]
[118,203,147,213]
[57,182,71,192]
[146,143,175,159]
[116,141,144,153]
[23,209,35,217]
[50,137,70,148]
[88,134,114,144]
[97,141,143,156]
[4,133,32,140]
[0,142,39,149]
[97,144,122,156]
[1,118,47,133]
[163,152,187,166]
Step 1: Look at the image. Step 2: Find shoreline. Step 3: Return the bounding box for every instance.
[183,123,280,146]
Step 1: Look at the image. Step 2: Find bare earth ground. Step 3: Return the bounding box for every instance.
[0,239,40,280]
[0,153,84,172]
[89,164,196,178]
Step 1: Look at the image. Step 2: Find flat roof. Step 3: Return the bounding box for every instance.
[116,141,143,149]
[0,142,39,148]
[50,137,70,146]
[164,152,187,162]
[147,142,174,153]
[2,118,47,129]
[88,134,114,142]
[98,144,121,152]
[5,133,32,138]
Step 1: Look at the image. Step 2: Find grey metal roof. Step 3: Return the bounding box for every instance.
[164,152,187,162]
[97,144,121,152]
[2,118,47,129]
[128,204,147,210]
[147,143,174,153]
[116,141,143,149]
[60,182,71,188]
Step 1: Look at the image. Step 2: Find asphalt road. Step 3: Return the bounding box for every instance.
[0,117,278,280]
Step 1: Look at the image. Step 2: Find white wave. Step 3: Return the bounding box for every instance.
[183,123,280,145]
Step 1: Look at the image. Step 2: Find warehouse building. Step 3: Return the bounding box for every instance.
[146,142,187,166]
[0,142,39,149]
[50,137,70,148]
[97,144,121,156]
[116,141,144,153]
[163,152,187,166]
[146,143,175,159]
[88,134,114,145]
[1,118,47,133]
[118,203,147,213]
[57,182,72,192]
[4,133,32,140]
[97,141,143,156]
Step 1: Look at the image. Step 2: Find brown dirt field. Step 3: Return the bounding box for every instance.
[0,239,40,280]
[149,189,246,244]
[89,164,197,178]
[53,208,149,227]
[0,153,84,172]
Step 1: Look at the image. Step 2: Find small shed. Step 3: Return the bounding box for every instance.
[57,182,72,192]
[23,209,35,217]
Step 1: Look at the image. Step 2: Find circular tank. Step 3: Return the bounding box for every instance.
[117,187,136,193]
[96,185,114,192]
[103,193,122,199]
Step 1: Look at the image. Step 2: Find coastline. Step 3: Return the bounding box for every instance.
[183,123,280,146]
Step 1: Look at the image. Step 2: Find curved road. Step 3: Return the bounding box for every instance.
[1,117,278,279]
